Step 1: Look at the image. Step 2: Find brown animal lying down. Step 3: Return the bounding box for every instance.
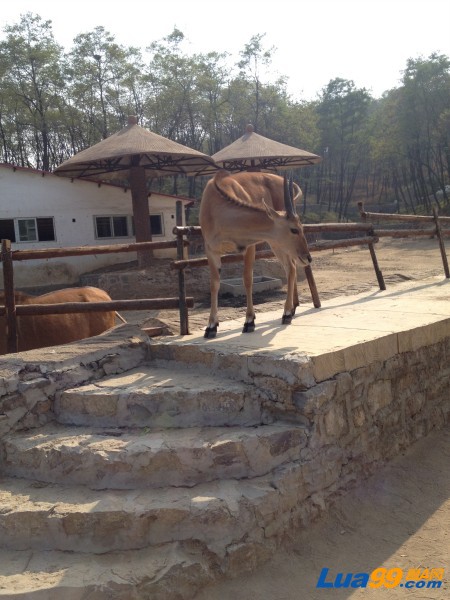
[0,287,116,354]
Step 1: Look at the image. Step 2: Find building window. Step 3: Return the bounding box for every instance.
[95,215,130,238]
[131,214,165,237]
[0,217,55,243]
[131,215,164,236]
[18,219,37,241]
[0,219,16,242]
[150,214,164,236]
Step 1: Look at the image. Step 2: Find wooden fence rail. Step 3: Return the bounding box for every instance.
[8,239,188,262]
[358,202,450,279]
[0,298,194,318]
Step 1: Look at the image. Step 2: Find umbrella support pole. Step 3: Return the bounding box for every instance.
[130,165,153,267]
[176,201,189,334]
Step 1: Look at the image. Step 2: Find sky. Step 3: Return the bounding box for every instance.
[1,0,449,100]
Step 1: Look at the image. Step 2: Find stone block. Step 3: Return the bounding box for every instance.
[324,401,348,438]
[367,380,393,415]
[398,319,450,353]
[352,405,366,428]
[343,334,398,373]
[405,391,426,418]
[311,350,346,381]
[292,380,337,417]
[226,541,272,576]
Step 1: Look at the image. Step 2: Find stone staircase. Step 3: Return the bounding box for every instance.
[0,361,312,599]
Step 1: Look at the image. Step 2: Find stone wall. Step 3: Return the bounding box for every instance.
[290,337,450,508]
[0,325,149,439]
[148,334,450,520]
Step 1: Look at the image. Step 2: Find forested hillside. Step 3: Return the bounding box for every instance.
[1,13,449,220]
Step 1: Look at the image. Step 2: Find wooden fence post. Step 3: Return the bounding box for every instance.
[433,206,450,278]
[368,229,386,291]
[358,202,386,290]
[1,239,18,353]
[176,202,189,335]
[304,266,321,308]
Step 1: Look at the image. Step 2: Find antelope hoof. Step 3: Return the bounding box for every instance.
[204,324,218,339]
[282,313,293,325]
[242,319,255,333]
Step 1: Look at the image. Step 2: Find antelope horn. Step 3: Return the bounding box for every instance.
[289,175,297,215]
[283,174,295,217]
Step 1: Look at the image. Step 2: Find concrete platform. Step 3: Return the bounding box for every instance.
[155,276,450,382]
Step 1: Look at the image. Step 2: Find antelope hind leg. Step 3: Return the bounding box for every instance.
[242,317,255,333]
[204,323,219,339]
[281,310,295,325]
[204,249,221,339]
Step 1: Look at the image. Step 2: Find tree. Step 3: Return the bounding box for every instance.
[0,12,65,170]
[398,53,450,208]
[317,78,372,219]
[67,26,145,146]
[143,29,231,196]
[237,34,276,131]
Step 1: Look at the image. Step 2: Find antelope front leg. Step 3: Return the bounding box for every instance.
[242,245,256,332]
[282,259,297,324]
[292,259,300,314]
[205,250,221,339]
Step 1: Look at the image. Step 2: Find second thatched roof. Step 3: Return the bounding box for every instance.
[212,124,321,171]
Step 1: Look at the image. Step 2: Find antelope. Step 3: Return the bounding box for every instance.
[0,287,117,354]
[199,169,312,338]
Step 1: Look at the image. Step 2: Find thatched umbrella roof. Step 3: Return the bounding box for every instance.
[212,124,321,171]
[54,116,218,180]
[54,116,219,266]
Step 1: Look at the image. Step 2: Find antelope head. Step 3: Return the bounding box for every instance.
[263,174,311,267]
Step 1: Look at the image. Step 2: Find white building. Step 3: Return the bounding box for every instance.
[0,163,192,289]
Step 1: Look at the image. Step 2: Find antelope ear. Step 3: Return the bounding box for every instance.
[262,199,279,220]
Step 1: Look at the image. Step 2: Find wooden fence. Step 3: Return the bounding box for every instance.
[0,236,194,354]
[172,206,450,335]
[2,203,449,350]
[172,222,383,334]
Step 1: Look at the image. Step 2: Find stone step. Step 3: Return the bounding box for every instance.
[0,543,215,600]
[55,364,268,428]
[1,423,307,489]
[0,473,289,555]
[148,343,243,378]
